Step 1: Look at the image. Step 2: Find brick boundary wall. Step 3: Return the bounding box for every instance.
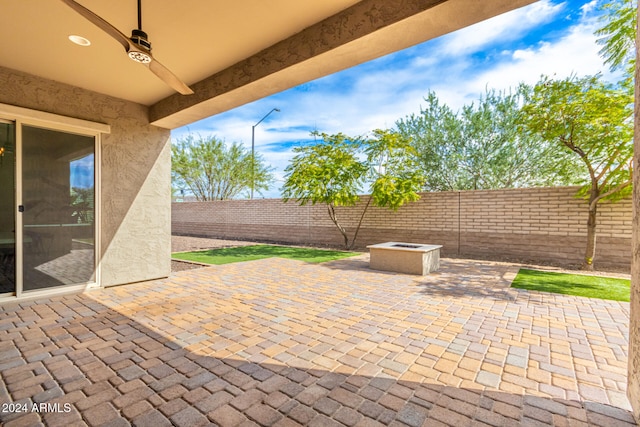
[172,186,631,269]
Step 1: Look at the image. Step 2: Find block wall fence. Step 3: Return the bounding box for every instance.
[172,186,632,268]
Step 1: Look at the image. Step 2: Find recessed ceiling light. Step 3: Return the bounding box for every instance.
[69,35,91,46]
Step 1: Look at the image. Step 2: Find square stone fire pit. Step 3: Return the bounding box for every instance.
[367,242,443,275]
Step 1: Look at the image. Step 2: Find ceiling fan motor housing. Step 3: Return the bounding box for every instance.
[128,29,152,63]
[130,29,151,51]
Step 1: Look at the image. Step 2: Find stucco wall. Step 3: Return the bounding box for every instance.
[0,66,171,287]
[629,9,640,419]
[173,186,631,269]
[631,147,640,420]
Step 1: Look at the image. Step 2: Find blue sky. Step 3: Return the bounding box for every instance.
[171,0,620,198]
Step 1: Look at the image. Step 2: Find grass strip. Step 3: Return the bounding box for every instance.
[511,268,630,302]
[172,244,357,265]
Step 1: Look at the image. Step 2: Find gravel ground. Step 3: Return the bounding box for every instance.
[444,252,631,279]
[172,235,258,253]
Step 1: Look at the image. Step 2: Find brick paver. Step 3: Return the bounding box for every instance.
[0,243,636,426]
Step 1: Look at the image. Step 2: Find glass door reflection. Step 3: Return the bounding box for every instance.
[22,125,95,291]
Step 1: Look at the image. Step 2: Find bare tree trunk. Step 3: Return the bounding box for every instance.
[348,197,372,250]
[582,192,599,271]
[327,204,350,249]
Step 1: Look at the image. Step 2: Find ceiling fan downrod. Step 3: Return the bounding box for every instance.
[128,0,151,63]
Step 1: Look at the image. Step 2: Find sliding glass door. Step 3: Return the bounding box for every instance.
[21,125,96,291]
[0,121,15,294]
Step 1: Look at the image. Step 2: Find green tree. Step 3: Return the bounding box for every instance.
[521,75,633,270]
[282,130,423,249]
[172,134,274,200]
[396,87,582,191]
[396,92,465,191]
[595,0,637,74]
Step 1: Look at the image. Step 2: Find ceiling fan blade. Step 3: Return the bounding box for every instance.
[148,59,194,95]
[59,0,134,52]
[60,0,193,96]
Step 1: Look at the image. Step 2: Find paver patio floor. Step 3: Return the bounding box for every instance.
[0,255,636,426]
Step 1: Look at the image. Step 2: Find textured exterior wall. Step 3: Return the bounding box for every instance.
[173,186,631,268]
[629,17,640,420]
[0,66,171,287]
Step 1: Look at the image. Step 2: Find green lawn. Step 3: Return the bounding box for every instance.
[172,244,358,265]
[511,268,630,302]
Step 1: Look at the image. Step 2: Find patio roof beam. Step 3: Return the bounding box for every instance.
[148,0,536,129]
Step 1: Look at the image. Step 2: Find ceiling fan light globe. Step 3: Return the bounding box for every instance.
[128,51,152,64]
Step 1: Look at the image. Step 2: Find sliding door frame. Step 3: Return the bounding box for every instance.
[0,103,110,301]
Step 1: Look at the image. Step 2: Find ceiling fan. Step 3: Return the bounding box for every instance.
[60,0,194,95]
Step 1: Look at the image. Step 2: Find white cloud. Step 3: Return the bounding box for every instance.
[439,0,565,56]
[581,0,599,14]
[452,21,620,103]
[417,5,619,110]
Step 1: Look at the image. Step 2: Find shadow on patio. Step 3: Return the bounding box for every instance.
[327,255,520,302]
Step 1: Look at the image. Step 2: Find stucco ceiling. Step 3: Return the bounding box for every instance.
[3,0,363,104]
[1,0,536,129]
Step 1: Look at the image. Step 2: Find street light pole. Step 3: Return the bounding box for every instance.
[251,108,280,199]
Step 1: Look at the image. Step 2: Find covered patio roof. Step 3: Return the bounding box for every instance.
[2,0,535,129]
